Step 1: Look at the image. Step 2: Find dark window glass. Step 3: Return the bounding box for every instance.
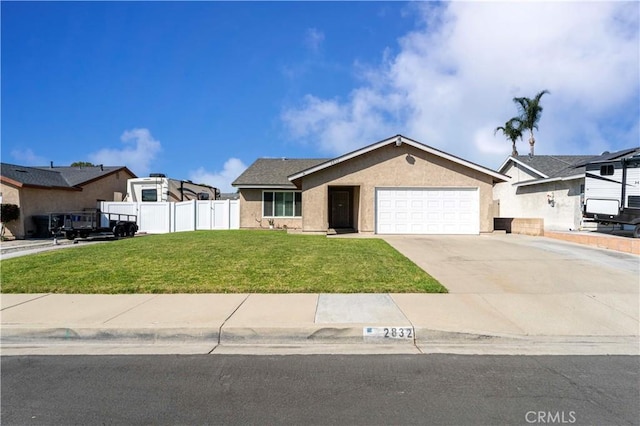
[263,191,274,216]
[141,189,158,202]
[295,192,302,216]
[600,165,614,176]
[263,191,301,217]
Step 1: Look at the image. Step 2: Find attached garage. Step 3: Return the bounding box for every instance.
[376,187,480,235]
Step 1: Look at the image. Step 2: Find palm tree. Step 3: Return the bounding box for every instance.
[494,118,523,156]
[512,90,549,156]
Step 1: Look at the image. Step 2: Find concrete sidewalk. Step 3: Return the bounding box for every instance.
[2,292,638,355]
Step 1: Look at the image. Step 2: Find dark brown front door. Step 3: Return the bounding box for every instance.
[330,190,351,228]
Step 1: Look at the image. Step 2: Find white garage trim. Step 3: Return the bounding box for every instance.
[375,187,480,235]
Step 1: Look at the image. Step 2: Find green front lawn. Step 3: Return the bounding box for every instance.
[0,230,446,294]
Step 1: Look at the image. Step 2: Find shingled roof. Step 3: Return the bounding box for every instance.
[232,158,329,188]
[510,155,595,179]
[1,163,135,190]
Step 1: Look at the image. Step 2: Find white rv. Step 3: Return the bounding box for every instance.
[583,149,640,237]
[124,174,219,202]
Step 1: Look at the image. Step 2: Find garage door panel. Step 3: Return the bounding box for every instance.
[443,200,456,209]
[376,188,479,235]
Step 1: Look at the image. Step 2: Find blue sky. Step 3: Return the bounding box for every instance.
[2,1,639,192]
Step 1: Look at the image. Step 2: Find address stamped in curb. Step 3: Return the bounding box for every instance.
[363,326,414,340]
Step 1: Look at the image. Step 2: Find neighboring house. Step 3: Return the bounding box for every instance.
[232,135,508,235]
[219,192,241,201]
[493,148,639,231]
[0,163,136,239]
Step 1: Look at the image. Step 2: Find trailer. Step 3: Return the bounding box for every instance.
[49,209,138,240]
[583,149,640,237]
[124,174,220,202]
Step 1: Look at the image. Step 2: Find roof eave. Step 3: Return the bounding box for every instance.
[514,173,584,187]
[233,184,298,190]
[0,176,25,187]
[75,167,136,186]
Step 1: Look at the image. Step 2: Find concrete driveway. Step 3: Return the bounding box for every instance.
[382,234,639,294]
[382,234,639,346]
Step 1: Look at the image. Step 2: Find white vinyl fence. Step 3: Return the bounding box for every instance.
[100,200,239,234]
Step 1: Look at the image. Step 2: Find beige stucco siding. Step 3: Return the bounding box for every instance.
[1,171,131,239]
[299,144,495,233]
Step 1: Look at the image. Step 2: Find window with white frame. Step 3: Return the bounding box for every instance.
[263,191,302,217]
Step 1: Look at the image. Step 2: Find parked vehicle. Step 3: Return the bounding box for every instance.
[583,150,640,237]
[124,174,220,202]
[49,209,138,240]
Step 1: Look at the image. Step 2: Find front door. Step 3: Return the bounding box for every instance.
[330,190,351,228]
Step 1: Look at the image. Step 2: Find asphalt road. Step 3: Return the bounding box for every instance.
[2,355,638,425]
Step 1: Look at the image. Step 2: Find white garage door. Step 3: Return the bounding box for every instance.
[376,188,479,235]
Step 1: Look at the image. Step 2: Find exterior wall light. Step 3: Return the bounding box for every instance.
[547,192,555,207]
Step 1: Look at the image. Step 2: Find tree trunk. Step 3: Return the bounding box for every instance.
[529,131,535,156]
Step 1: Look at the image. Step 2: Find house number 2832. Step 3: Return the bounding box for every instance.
[383,327,412,338]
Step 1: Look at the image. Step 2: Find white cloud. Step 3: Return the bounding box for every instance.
[10,148,47,165]
[305,28,325,52]
[89,128,162,176]
[189,157,247,194]
[282,2,639,167]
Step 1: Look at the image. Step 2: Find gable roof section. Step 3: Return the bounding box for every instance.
[498,156,548,179]
[1,163,135,190]
[232,158,329,189]
[498,155,596,179]
[288,134,508,183]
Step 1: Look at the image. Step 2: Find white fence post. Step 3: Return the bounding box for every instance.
[229,200,240,229]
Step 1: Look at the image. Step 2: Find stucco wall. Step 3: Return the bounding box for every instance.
[1,170,132,239]
[494,163,584,231]
[297,143,495,233]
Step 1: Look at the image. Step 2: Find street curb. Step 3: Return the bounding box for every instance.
[0,327,220,343]
[2,326,638,355]
[220,325,415,345]
[2,325,417,346]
